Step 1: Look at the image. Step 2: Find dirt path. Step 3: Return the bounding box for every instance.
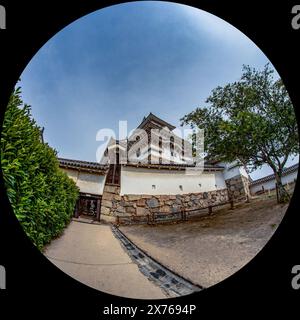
[120,197,288,288]
[44,220,167,299]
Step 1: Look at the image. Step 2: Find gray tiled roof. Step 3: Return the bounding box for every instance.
[250,163,298,186]
[137,112,176,131]
[122,162,224,171]
[59,157,223,172]
[58,158,109,173]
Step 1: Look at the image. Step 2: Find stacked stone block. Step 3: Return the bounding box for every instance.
[101,186,229,217]
[225,174,250,200]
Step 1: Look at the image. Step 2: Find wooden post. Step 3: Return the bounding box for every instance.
[96,199,101,221]
[230,200,234,210]
[180,208,186,221]
[152,212,156,225]
[74,200,79,218]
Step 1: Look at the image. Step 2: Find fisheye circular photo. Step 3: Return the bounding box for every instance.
[1,2,298,299]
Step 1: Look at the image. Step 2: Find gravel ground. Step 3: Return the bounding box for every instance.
[120,196,288,288]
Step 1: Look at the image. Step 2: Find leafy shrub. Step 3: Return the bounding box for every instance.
[1,87,79,250]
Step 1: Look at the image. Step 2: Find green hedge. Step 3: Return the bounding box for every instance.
[1,87,79,250]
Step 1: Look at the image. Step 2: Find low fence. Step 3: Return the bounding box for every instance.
[115,195,249,226]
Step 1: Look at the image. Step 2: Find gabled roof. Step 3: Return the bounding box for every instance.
[137,112,176,131]
[58,158,109,174]
[250,163,298,186]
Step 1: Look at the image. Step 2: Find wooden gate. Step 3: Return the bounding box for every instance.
[74,193,101,221]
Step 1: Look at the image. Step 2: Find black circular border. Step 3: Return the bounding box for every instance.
[0,0,299,317]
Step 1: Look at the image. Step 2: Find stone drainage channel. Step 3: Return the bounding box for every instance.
[111,225,203,297]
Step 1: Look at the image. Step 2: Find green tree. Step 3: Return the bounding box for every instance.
[181,64,299,203]
[1,87,79,249]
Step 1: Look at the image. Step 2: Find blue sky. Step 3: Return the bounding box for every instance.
[19,1,298,179]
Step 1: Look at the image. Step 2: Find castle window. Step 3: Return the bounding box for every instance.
[136,148,141,158]
[152,185,156,189]
[170,136,174,152]
[159,136,162,148]
[179,185,183,191]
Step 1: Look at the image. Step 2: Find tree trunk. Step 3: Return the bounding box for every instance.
[275,171,290,203]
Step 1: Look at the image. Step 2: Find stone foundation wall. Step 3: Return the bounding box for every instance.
[101,184,121,216]
[225,174,250,200]
[101,187,229,217]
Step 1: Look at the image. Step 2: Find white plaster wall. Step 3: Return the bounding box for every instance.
[220,162,249,180]
[282,171,298,185]
[215,171,227,188]
[128,144,149,163]
[60,168,106,195]
[120,166,226,195]
[250,170,298,194]
[62,168,78,182]
[130,144,193,165]
[128,143,184,164]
